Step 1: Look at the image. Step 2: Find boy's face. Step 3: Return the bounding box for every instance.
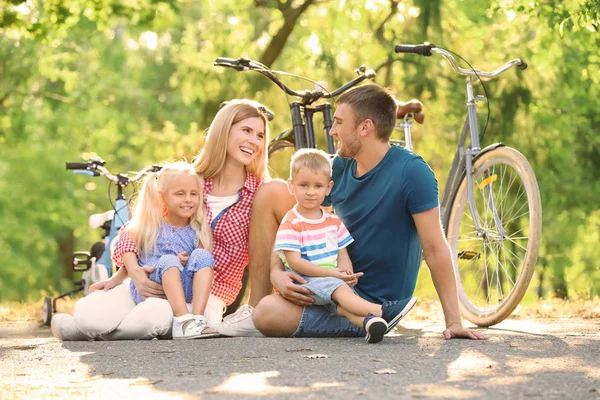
[287,168,333,211]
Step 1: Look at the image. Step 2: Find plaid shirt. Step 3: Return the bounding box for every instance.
[112,173,263,306]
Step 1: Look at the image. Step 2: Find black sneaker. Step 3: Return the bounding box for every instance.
[363,314,388,344]
[381,296,418,334]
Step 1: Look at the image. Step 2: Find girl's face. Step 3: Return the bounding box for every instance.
[161,174,201,227]
[226,117,266,167]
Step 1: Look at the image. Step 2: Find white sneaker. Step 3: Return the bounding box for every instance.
[214,304,263,337]
[51,314,88,341]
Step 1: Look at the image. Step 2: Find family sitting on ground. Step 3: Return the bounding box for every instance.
[51,84,487,342]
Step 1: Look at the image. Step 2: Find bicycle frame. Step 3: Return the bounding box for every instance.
[395,45,526,239]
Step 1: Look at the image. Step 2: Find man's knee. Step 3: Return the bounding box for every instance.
[253,294,302,337]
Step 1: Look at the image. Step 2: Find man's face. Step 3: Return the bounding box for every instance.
[330,103,362,158]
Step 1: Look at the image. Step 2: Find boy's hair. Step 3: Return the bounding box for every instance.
[127,161,212,257]
[289,148,332,180]
[336,84,397,141]
[194,99,270,180]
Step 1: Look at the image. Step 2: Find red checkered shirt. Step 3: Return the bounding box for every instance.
[112,173,263,306]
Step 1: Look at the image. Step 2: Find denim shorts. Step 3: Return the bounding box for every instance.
[292,304,365,338]
[286,268,346,306]
[131,249,214,304]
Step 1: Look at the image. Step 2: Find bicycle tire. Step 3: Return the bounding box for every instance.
[446,146,542,327]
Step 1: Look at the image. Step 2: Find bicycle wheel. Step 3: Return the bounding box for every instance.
[446,146,542,327]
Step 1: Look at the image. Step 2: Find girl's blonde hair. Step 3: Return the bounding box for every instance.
[127,161,212,257]
[194,99,270,179]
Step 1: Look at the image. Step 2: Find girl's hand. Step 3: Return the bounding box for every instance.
[178,251,189,266]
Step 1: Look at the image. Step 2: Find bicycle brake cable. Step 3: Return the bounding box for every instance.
[444,48,491,145]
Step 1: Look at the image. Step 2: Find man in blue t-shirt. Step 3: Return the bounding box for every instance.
[253,84,486,341]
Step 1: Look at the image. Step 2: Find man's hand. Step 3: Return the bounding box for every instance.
[443,323,488,340]
[271,269,314,307]
[129,265,166,300]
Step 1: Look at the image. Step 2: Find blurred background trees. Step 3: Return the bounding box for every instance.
[1,0,598,301]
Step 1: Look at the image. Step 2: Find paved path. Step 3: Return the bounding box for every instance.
[1,318,599,399]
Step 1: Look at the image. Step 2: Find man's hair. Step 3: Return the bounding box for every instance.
[289,148,332,180]
[336,84,397,141]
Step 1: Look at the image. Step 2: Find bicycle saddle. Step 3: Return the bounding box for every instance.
[89,210,115,229]
[396,100,424,124]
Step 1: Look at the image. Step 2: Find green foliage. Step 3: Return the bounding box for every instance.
[0,0,598,301]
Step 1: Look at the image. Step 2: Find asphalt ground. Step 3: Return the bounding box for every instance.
[1,318,599,399]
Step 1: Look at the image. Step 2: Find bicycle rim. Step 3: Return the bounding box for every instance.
[447,147,542,326]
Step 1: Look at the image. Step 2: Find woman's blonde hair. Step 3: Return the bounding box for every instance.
[194,99,270,179]
[127,161,212,257]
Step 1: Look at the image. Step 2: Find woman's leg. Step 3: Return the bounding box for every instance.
[73,283,136,339]
[109,297,173,340]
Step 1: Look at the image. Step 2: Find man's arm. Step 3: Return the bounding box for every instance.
[270,252,315,307]
[413,207,487,340]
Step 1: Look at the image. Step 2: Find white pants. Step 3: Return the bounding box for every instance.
[73,280,226,340]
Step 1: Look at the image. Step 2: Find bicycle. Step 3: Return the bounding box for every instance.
[214,57,378,156]
[42,159,161,325]
[395,43,542,326]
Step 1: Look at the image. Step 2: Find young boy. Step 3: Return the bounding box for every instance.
[274,148,417,343]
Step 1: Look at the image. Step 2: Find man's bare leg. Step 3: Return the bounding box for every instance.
[253,294,303,337]
[247,179,295,307]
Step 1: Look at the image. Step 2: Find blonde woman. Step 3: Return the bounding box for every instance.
[52,100,270,340]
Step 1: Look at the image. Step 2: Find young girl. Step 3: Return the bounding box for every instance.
[95,161,218,339]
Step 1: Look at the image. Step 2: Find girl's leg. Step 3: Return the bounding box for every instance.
[331,285,382,318]
[191,267,213,315]
[162,267,188,317]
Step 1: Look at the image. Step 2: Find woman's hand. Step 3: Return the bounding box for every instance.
[271,269,315,307]
[129,265,166,299]
[89,279,118,293]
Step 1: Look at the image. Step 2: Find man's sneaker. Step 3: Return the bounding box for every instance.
[51,314,89,341]
[382,296,418,334]
[364,314,387,344]
[214,304,263,337]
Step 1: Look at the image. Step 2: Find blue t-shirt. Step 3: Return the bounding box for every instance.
[326,145,439,303]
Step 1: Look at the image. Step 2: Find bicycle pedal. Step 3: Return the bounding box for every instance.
[458,251,480,260]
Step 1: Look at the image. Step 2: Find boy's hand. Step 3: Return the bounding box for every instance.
[178,251,189,266]
[337,267,362,287]
[329,268,363,284]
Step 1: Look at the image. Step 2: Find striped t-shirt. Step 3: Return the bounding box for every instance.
[274,206,354,269]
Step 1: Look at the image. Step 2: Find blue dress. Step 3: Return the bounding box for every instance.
[129,223,215,304]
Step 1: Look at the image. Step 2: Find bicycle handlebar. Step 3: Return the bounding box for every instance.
[394,43,528,78]
[214,57,376,105]
[66,158,162,186]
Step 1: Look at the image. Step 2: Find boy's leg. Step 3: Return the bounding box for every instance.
[331,285,382,317]
[337,306,387,344]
